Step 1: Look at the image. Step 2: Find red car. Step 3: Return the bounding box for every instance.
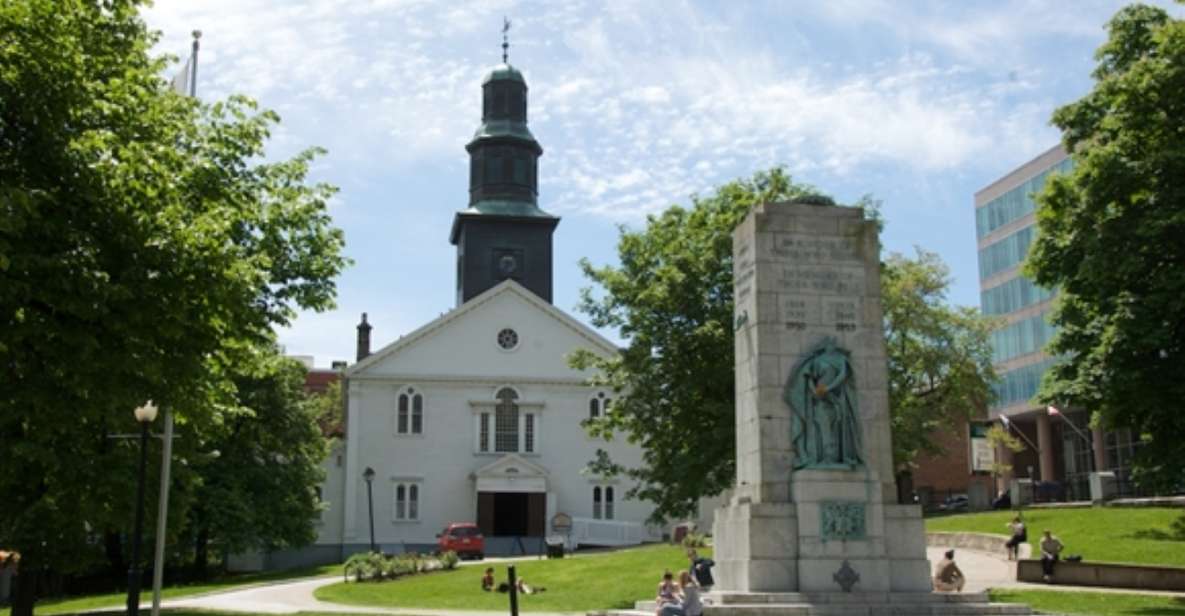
[437,522,484,560]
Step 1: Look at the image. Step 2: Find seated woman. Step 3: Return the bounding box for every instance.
[1004,516,1027,560]
[482,567,495,591]
[655,570,682,616]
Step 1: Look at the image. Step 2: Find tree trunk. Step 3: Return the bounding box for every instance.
[104,530,126,580]
[193,527,209,579]
[10,567,40,616]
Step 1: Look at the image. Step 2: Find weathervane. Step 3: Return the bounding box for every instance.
[502,17,511,63]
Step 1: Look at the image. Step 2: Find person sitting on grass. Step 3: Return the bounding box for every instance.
[1005,515,1027,560]
[932,549,965,592]
[655,570,682,616]
[1040,530,1064,583]
[481,567,495,591]
[678,571,703,616]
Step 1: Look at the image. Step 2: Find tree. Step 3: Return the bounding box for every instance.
[0,2,348,613]
[184,346,327,576]
[883,249,998,471]
[985,425,1026,488]
[574,169,996,522]
[571,169,819,521]
[1025,4,1185,488]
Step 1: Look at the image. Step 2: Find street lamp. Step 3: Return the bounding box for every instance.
[363,467,376,553]
[127,401,158,616]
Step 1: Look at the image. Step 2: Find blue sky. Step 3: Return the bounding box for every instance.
[144,1,1178,367]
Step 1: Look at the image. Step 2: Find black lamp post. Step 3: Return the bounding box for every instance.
[127,401,158,616]
[363,467,376,553]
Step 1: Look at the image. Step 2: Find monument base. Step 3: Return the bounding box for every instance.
[713,470,931,593]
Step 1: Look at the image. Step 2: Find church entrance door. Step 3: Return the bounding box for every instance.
[477,491,545,537]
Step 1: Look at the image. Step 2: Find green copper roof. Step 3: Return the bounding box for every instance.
[482,63,525,85]
[471,119,537,143]
[460,200,556,219]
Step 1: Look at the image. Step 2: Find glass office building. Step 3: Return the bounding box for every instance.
[974,145,1141,499]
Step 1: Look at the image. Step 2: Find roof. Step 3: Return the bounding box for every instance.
[345,278,618,377]
[482,63,525,85]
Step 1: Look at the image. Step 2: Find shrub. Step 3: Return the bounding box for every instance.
[681,532,708,548]
[344,552,383,582]
[440,550,460,570]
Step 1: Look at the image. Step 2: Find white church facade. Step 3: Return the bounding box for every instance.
[275,56,662,565]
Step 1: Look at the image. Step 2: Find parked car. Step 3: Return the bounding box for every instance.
[437,522,484,560]
[937,494,969,512]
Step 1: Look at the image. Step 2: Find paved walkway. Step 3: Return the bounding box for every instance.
[135,548,1184,614]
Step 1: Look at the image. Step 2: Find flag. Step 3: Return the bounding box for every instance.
[1000,414,1011,427]
[169,55,192,95]
[1047,405,1062,417]
[169,31,201,97]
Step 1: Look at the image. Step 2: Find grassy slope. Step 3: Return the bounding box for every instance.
[315,544,699,612]
[2,562,341,616]
[925,507,1185,567]
[990,589,1185,616]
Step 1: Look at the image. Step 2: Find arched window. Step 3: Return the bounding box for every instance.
[495,387,519,453]
[392,481,421,521]
[589,391,611,419]
[593,486,603,520]
[397,387,424,435]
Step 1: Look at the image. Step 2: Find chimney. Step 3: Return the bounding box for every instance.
[356,312,372,361]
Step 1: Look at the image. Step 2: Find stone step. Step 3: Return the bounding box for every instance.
[604,602,1031,616]
[706,592,993,604]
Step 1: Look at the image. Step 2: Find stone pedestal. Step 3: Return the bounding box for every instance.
[1090,471,1118,503]
[713,200,930,594]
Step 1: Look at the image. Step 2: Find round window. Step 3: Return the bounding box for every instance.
[497,328,519,350]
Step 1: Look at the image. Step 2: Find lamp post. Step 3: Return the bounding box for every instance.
[363,467,376,553]
[127,401,158,616]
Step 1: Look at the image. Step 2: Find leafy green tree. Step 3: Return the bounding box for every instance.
[884,249,998,470]
[1025,4,1185,487]
[571,169,817,520]
[0,1,347,613]
[985,425,1026,487]
[574,169,996,521]
[184,347,328,576]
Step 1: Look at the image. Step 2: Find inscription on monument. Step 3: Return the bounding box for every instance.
[772,236,861,262]
[778,267,861,295]
[820,502,867,541]
[826,299,861,332]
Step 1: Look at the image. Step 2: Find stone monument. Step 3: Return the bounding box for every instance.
[713,199,931,593]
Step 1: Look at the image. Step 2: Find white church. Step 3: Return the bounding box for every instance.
[286,58,662,565]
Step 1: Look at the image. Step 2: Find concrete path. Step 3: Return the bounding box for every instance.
[131,548,1183,615]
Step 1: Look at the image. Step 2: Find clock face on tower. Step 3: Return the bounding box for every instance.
[492,247,524,280]
[498,254,519,275]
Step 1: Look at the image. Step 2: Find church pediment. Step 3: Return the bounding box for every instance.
[473,453,549,479]
[346,279,617,381]
[472,453,549,494]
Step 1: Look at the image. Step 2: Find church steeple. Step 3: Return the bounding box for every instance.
[449,32,559,307]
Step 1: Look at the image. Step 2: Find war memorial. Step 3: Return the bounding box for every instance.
[643,200,1031,614]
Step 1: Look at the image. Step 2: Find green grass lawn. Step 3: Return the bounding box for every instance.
[925,507,1185,567]
[315,544,702,612]
[990,589,1185,615]
[2,562,341,616]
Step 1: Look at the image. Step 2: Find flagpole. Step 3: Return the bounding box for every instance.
[1000,415,1040,453]
[151,31,201,616]
[189,30,200,98]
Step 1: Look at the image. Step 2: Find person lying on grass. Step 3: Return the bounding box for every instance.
[495,577,546,594]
